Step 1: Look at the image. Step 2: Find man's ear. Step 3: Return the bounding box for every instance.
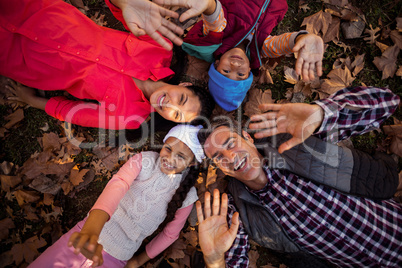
[242,130,254,144]
[179,82,193,87]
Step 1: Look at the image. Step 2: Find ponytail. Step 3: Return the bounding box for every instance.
[157,164,200,230]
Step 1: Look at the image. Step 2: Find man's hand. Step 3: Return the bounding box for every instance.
[6,80,48,110]
[196,189,239,267]
[111,0,185,50]
[293,33,324,82]
[172,0,217,21]
[68,231,104,267]
[249,103,324,153]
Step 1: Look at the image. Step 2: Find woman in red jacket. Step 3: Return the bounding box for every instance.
[1,0,214,130]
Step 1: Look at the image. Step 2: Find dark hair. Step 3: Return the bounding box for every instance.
[198,117,244,146]
[157,164,200,230]
[187,85,215,125]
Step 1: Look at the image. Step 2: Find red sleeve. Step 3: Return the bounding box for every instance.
[104,0,130,30]
[45,96,145,129]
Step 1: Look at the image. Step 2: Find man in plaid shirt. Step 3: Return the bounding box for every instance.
[196,86,401,267]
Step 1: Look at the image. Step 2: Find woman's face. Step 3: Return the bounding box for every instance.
[150,85,201,123]
[159,137,195,174]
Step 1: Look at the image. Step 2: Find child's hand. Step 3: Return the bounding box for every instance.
[68,231,104,267]
[175,0,217,21]
[293,33,324,82]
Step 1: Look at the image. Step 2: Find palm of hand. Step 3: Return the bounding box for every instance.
[198,215,232,256]
[122,2,162,35]
[298,35,323,64]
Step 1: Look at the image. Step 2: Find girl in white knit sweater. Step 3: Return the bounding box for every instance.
[29,124,205,268]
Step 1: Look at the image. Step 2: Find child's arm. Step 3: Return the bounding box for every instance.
[125,204,194,267]
[262,32,324,82]
[201,0,227,35]
[67,153,143,266]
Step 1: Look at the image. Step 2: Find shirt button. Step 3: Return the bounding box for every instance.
[57,45,61,49]
[105,96,109,99]
[325,223,329,227]
[363,249,368,254]
[287,194,292,199]
[11,27,16,32]
[76,52,80,55]
[96,58,99,61]
[128,39,132,42]
[34,37,38,40]
[121,69,124,72]
[307,210,311,214]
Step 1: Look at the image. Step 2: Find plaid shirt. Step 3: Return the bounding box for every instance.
[225,87,401,267]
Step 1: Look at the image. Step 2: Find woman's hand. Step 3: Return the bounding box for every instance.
[293,33,324,82]
[124,251,150,268]
[249,103,324,153]
[196,189,239,268]
[6,80,47,110]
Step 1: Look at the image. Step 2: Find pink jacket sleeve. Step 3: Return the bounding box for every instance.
[145,204,194,258]
[91,153,143,217]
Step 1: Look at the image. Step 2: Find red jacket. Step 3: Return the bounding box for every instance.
[183,0,288,70]
[0,0,174,129]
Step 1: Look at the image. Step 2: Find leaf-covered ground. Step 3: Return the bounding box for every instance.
[0,0,401,267]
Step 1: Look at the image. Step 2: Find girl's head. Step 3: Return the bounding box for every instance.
[150,84,214,124]
[215,47,251,80]
[159,124,205,175]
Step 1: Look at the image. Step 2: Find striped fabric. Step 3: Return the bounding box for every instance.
[225,87,401,267]
[262,33,294,58]
[202,7,227,35]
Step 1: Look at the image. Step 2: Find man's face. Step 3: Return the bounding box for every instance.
[203,126,265,184]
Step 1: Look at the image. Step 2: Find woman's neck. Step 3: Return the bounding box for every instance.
[133,78,168,99]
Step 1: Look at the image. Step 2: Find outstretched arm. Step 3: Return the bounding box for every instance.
[196,189,239,268]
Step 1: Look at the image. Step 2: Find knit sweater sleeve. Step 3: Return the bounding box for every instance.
[261,32,300,58]
[91,153,143,218]
[202,0,227,35]
[145,204,193,258]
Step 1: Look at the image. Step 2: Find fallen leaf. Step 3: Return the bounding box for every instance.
[248,249,260,268]
[185,55,210,83]
[13,190,41,207]
[90,11,107,27]
[0,161,14,175]
[396,66,402,77]
[390,30,402,49]
[22,205,39,221]
[182,229,198,247]
[29,175,61,195]
[351,53,365,76]
[388,134,402,157]
[0,218,15,240]
[206,165,217,188]
[301,10,332,36]
[244,87,274,118]
[284,66,299,84]
[397,17,402,32]
[43,193,55,206]
[0,109,24,135]
[69,166,89,186]
[165,239,186,260]
[373,45,400,79]
[42,132,61,151]
[299,3,310,13]
[320,67,355,95]
[323,17,340,43]
[341,19,365,39]
[1,175,22,192]
[10,235,47,265]
[333,40,352,52]
[375,41,389,53]
[363,24,380,44]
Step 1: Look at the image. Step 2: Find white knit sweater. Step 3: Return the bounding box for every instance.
[98,151,198,260]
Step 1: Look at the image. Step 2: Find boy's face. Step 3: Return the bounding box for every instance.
[216,48,251,81]
[160,137,194,174]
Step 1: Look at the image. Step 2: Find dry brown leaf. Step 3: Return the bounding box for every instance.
[22,205,39,221]
[363,24,380,44]
[61,180,73,195]
[375,41,389,53]
[182,229,198,247]
[42,132,62,152]
[333,40,352,52]
[1,175,22,192]
[90,11,107,27]
[29,175,61,195]
[1,108,24,130]
[244,87,274,118]
[43,193,55,206]
[373,45,400,79]
[165,239,186,260]
[185,55,210,83]
[301,10,332,36]
[323,17,340,43]
[206,165,217,188]
[13,190,41,207]
[390,30,402,50]
[351,53,365,76]
[383,124,402,136]
[320,67,355,95]
[299,3,310,13]
[397,17,402,32]
[0,161,14,175]
[388,134,402,157]
[284,66,299,84]
[0,218,15,240]
[69,166,89,186]
[396,66,402,77]
[248,249,260,268]
[10,235,47,265]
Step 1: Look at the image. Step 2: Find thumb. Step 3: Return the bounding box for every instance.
[292,39,305,53]
[127,24,146,37]
[179,8,201,22]
[278,137,302,154]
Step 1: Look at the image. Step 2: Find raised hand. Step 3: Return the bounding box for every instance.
[249,103,324,153]
[196,189,239,267]
[6,80,47,110]
[293,33,324,82]
[111,0,184,50]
